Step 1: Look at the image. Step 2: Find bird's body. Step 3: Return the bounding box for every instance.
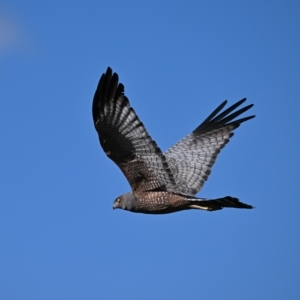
[118,191,187,214]
[115,191,252,214]
[92,67,255,214]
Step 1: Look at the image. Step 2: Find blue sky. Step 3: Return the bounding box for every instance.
[1,1,299,299]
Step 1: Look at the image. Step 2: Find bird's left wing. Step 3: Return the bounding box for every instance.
[92,67,177,192]
[164,99,255,196]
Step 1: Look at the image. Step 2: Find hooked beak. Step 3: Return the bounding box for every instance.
[112,203,117,210]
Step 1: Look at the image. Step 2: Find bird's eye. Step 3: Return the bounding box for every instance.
[117,198,121,203]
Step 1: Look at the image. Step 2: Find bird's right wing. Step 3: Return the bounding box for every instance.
[93,67,177,193]
[164,99,255,196]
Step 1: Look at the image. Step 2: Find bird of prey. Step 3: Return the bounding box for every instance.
[92,67,255,214]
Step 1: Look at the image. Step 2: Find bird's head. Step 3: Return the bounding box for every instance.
[112,192,137,211]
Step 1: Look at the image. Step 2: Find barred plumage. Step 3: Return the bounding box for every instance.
[92,67,255,214]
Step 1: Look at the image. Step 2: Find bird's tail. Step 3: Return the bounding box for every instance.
[187,196,254,211]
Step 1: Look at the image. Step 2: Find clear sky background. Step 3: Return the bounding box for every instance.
[1,1,299,299]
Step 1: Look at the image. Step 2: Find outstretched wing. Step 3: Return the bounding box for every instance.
[93,67,177,192]
[164,99,255,196]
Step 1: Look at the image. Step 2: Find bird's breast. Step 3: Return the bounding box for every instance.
[134,191,188,214]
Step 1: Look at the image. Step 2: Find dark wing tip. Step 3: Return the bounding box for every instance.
[201,100,228,124]
[92,67,124,124]
[106,66,112,74]
[193,98,255,135]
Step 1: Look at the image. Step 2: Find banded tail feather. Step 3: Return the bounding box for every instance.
[188,196,253,211]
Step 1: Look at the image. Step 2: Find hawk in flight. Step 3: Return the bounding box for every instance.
[92,67,255,214]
